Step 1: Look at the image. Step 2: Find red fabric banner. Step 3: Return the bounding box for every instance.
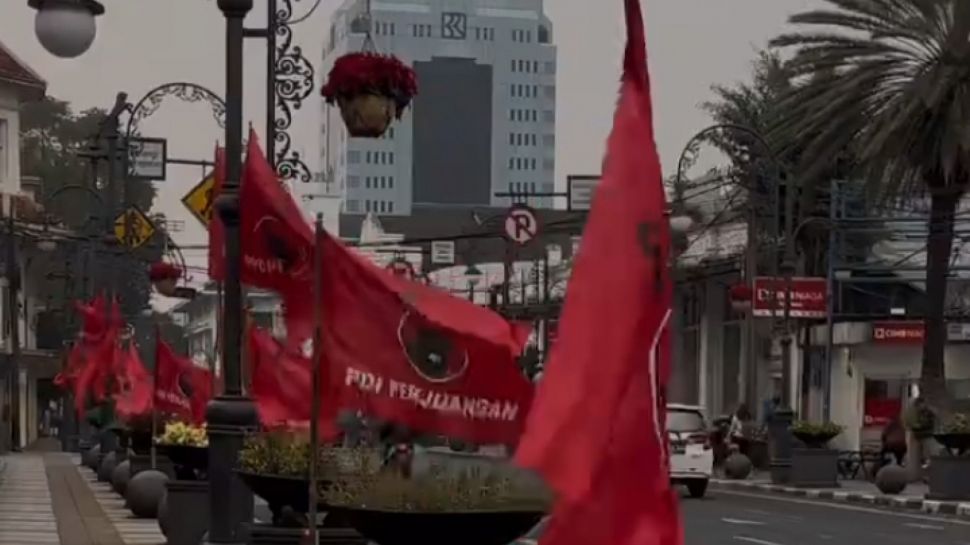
[155,337,212,424]
[514,1,683,544]
[249,327,319,430]
[114,344,154,421]
[312,229,534,445]
[208,146,226,280]
[73,297,122,416]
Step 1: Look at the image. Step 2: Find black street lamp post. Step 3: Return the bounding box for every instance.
[206,2,259,543]
[674,124,797,485]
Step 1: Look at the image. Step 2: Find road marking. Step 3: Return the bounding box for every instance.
[734,537,784,545]
[716,489,970,526]
[904,522,945,531]
[722,518,767,526]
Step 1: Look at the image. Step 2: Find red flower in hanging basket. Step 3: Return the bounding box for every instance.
[149,262,183,297]
[321,52,418,137]
[729,283,753,302]
[729,283,753,312]
[149,262,183,282]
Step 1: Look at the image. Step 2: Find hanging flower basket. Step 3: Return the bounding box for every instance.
[149,261,183,297]
[729,283,753,313]
[321,52,418,138]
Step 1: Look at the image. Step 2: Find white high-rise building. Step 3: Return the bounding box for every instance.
[316,0,557,217]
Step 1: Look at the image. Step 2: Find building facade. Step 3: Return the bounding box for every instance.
[317,0,557,216]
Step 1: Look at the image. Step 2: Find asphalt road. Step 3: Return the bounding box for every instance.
[679,488,970,545]
[255,487,970,545]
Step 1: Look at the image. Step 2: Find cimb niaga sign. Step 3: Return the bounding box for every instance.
[752,277,827,319]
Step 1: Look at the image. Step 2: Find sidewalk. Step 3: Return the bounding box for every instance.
[712,472,970,518]
[0,454,60,545]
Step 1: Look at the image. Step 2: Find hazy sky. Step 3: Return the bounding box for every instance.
[0,0,820,282]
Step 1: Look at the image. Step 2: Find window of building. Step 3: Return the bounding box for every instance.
[544,85,556,99]
[543,110,555,123]
[348,150,361,164]
[525,30,532,42]
[508,157,514,170]
[538,25,550,43]
[388,201,395,213]
[532,60,539,73]
[530,158,536,170]
[486,28,494,40]
[510,59,516,72]
[543,134,555,147]
[543,158,555,171]
[413,23,432,37]
[388,176,394,189]
[348,175,360,188]
[544,61,556,74]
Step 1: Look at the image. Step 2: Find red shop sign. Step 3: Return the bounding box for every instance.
[864,397,902,428]
[872,321,924,344]
[752,277,827,319]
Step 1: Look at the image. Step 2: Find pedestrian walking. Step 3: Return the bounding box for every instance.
[879,417,907,469]
[729,403,753,456]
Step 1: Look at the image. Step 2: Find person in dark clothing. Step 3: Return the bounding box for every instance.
[880,418,907,467]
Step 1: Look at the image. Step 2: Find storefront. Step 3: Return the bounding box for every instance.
[812,321,970,451]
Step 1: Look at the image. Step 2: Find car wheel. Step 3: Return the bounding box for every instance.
[687,479,708,498]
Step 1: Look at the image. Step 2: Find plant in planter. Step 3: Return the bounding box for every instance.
[927,413,970,501]
[321,52,417,138]
[322,452,549,545]
[934,413,970,456]
[236,431,346,527]
[791,420,843,449]
[789,421,843,488]
[157,421,209,480]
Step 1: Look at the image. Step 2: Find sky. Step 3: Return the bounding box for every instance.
[0,0,822,287]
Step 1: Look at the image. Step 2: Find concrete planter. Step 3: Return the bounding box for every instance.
[926,455,970,501]
[244,524,365,545]
[790,448,840,488]
[158,480,209,545]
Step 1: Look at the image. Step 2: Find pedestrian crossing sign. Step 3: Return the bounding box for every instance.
[182,172,216,227]
[113,207,156,249]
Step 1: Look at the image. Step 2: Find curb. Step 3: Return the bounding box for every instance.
[711,479,970,518]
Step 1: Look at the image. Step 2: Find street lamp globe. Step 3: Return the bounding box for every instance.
[29,0,105,59]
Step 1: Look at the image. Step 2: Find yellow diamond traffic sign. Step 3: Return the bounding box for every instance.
[182,171,216,227]
[113,207,156,249]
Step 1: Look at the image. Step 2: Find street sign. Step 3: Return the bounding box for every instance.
[504,204,540,246]
[113,207,157,249]
[182,171,216,226]
[751,276,827,319]
[567,175,601,211]
[430,240,456,265]
[129,137,168,180]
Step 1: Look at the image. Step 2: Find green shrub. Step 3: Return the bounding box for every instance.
[790,421,843,437]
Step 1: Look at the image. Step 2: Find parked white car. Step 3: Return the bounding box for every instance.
[667,404,714,498]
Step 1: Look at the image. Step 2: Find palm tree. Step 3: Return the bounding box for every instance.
[771,1,970,415]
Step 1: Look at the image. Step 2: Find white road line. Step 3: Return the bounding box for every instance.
[904,522,945,531]
[722,518,767,526]
[734,537,784,545]
[716,489,970,526]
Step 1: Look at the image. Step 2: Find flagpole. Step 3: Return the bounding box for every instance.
[308,213,324,544]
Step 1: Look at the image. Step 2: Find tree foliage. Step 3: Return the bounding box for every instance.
[770,0,970,410]
[20,96,159,325]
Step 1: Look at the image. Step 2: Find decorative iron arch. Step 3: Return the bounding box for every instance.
[271,0,316,184]
[125,81,227,139]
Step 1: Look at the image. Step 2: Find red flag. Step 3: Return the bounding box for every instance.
[114,343,154,421]
[73,298,122,416]
[155,338,212,424]
[238,130,313,292]
[249,327,319,430]
[514,1,682,544]
[310,230,533,445]
[209,146,226,280]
